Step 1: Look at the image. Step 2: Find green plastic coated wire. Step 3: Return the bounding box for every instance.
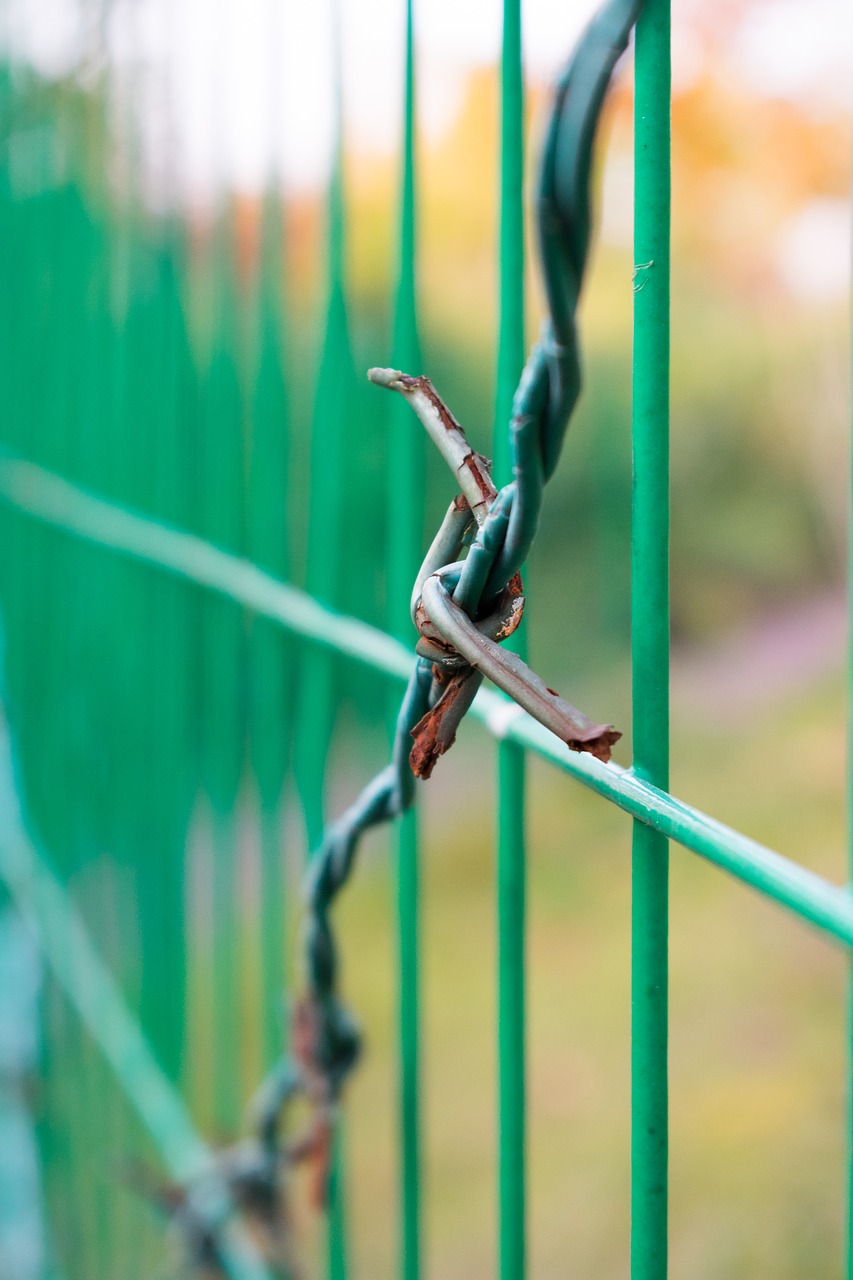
[298,0,645,1107]
[0,644,273,1280]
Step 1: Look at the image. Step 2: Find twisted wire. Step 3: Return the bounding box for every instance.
[297,0,643,1108]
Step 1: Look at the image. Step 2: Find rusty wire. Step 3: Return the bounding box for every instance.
[131,1051,333,1278]
[286,0,645,1187]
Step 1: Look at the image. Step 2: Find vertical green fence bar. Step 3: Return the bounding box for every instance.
[202,219,246,1134]
[295,28,349,856]
[387,4,423,1277]
[248,185,291,1068]
[295,9,351,1274]
[495,3,526,1278]
[631,0,671,1276]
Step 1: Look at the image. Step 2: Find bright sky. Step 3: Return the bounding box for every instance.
[5,0,852,202]
[4,0,853,298]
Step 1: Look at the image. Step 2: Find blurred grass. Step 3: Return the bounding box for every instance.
[331,659,848,1279]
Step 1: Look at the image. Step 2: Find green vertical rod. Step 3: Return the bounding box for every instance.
[495,3,526,1279]
[247,183,291,1069]
[249,0,291,1069]
[294,5,350,1273]
[387,4,423,1277]
[631,0,671,1276]
[295,1,349,853]
[203,223,246,1135]
[496,741,526,1280]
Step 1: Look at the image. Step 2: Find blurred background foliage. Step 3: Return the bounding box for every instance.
[0,0,850,1276]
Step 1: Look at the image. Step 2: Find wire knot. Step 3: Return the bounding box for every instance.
[409,557,525,779]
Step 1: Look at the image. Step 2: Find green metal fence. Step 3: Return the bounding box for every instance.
[0,0,850,1276]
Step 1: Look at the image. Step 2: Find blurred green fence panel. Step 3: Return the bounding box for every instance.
[0,3,851,1280]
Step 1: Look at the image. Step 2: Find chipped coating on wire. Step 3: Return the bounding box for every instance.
[292,0,643,1115]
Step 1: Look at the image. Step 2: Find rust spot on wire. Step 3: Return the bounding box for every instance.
[565,727,622,763]
[399,373,464,434]
[409,665,482,778]
[463,452,496,502]
[494,572,525,640]
[542,681,621,762]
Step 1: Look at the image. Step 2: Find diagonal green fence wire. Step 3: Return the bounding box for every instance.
[2,453,853,952]
[0,690,271,1280]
